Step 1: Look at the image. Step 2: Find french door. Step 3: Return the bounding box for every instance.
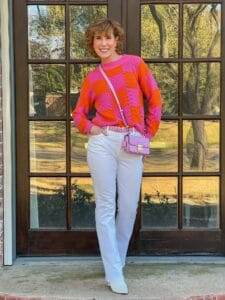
[14,0,225,255]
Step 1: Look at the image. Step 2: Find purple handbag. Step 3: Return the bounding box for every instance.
[122,133,150,155]
[99,66,150,155]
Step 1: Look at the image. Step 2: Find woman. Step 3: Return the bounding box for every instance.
[72,18,162,295]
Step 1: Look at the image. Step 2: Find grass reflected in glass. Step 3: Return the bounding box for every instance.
[144,121,178,173]
[141,177,178,228]
[183,176,219,228]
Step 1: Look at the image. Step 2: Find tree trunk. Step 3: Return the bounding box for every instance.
[190,120,207,170]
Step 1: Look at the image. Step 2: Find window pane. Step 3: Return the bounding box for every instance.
[183,4,221,58]
[150,63,178,115]
[30,177,66,229]
[70,64,96,115]
[71,178,95,228]
[183,177,219,228]
[71,125,89,173]
[70,5,107,59]
[28,5,65,59]
[141,4,178,58]
[30,121,66,173]
[70,64,98,173]
[144,121,178,172]
[29,64,66,117]
[142,177,178,228]
[183,120,220,172]
[183,63,220,115]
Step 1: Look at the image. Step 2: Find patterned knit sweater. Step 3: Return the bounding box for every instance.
[72,54,162,139]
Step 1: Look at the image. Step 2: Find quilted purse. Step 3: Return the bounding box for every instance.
[99,65,150,155]
[122,133,150,155]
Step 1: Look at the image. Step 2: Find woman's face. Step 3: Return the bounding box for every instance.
[93,30,118,61]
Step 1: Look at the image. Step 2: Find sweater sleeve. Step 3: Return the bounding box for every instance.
[138,57,163,140]
[72,75,94,135]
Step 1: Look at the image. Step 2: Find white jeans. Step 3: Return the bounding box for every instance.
[87,128,144,282]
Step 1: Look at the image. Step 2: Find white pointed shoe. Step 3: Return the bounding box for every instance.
[109,278,128,295]
[105,263,126,287]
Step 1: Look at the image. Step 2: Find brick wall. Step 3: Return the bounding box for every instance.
[0,25,4,265]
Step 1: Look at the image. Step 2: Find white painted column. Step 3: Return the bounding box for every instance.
[1,0,16,265]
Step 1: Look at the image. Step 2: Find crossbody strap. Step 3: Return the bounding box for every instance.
[99,65,128,128]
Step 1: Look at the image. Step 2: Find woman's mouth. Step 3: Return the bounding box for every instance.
[99,49,109,53]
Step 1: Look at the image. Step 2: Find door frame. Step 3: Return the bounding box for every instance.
[14,0,225,256]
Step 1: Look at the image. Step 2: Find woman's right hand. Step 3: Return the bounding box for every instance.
[90,125,103,135]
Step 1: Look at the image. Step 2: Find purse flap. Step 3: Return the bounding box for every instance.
[126,135,149,147]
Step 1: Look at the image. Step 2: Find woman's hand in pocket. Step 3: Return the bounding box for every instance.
[90,125,103,135]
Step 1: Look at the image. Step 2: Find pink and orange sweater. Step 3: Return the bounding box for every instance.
[72,54,162,139]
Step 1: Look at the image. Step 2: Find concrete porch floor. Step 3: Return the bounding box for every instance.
[1,256,225,300]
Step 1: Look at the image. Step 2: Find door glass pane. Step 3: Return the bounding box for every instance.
[141,4,178,58]
[144,121,178,172]
[183,4,221,58]
[30,177,66,229]
[30,121,66,173]
[71,126,89,173]
[183,120,220,172]
[142,177,178,228]
[70,5,107,59]
[29,64,66,117]
[71,178,95,228]
[70,64,97,173]
[183,177,219,228]
[28,5,65,59]
[70,63,96,115]
[183,63,220,115]
[150,63,178,116]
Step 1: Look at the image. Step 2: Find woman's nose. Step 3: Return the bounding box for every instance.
[100,38,107,45]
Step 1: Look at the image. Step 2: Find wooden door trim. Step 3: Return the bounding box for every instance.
[14,0,30,255]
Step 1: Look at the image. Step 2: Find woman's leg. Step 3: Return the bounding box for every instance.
[87,134,123,282]
[116,151,143,267]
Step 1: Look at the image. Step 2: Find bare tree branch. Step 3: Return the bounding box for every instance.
[148,4,168,58]
[190,4,207,29]
[201,5,220,114]
[207,5,220,58]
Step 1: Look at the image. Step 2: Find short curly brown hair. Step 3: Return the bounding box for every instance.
[85,18,124,57]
